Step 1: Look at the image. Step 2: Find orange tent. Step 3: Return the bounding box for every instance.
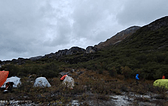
[0,71,9,87]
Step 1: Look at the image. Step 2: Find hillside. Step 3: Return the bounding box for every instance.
[1,16,168,80]
[117,16,168,50]
[94,26,140,49]
[97,16,168,79]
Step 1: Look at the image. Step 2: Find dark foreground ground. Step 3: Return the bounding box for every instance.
[0,69,168,106]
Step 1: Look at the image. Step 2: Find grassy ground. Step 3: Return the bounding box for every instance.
[0,69,168,105]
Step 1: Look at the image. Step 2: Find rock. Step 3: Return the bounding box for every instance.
[66,47,85,55]
[56,49,68,57]
[86,46,97,53]
[29,56,43,61]
[71,69,76,73]
[44,46,86,59]
[59,72,69,76]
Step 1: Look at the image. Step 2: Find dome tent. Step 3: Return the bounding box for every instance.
[33,77,51,87]
[1,76,21,88]
[153,79,168,89]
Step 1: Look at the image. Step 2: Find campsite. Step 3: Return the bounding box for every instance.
[0,16,168,105]
[0,69,168,106]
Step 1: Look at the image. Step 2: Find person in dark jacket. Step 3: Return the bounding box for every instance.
[135,74,139,85]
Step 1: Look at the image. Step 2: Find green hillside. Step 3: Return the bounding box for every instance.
[95,16,168,80]
[119,16,168,50]
[1,16,168,80]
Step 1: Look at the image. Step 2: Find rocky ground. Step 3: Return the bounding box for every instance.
[0,92,167,106]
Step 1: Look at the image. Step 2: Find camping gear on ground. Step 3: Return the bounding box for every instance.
[2,76,21,88]
[60,75,74,89]
[3,82,14,93]
[153,79,168,89]
[33,77,51,87]
[0,71,9,87]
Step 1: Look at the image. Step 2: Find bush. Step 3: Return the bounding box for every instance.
[121,66,133,79]
[108,66,117,77]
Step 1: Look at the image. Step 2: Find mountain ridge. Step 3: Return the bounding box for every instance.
[1,16,168,67]
[26,25,142,61]
[94,26,140,49]
[117,16,168,50]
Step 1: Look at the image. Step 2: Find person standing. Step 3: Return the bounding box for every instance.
[135,74,139,85]
[162,75,165,79]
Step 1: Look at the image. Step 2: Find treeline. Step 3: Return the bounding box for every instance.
[0,60,66,78]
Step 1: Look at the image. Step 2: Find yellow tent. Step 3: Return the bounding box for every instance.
[153,79,168,89]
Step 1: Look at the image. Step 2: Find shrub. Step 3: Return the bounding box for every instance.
[121,66,133,79]
[108,66,117,77]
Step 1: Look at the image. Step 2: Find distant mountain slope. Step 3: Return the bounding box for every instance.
[117,16,168,50]
[94,26,140,49]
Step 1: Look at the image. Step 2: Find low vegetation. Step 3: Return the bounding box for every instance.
[0,69,168,105]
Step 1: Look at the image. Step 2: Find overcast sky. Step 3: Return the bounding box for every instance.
[0,0,168,61]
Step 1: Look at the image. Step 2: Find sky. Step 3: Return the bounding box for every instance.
[0,0,168,61]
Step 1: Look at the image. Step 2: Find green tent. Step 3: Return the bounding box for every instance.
[153,79,168,89]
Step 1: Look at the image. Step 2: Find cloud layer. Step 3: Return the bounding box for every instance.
[0,0,168,60]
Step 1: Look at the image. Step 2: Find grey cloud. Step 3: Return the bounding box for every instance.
[116,0,168,26]
[0,0,47,60]
[71,0,123,44]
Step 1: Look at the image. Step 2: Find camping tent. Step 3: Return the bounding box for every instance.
[1,76,21,88]
[153,79,168,89]
[60,75,74,89]
[0,71,9,87]
[33,77,51,87]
